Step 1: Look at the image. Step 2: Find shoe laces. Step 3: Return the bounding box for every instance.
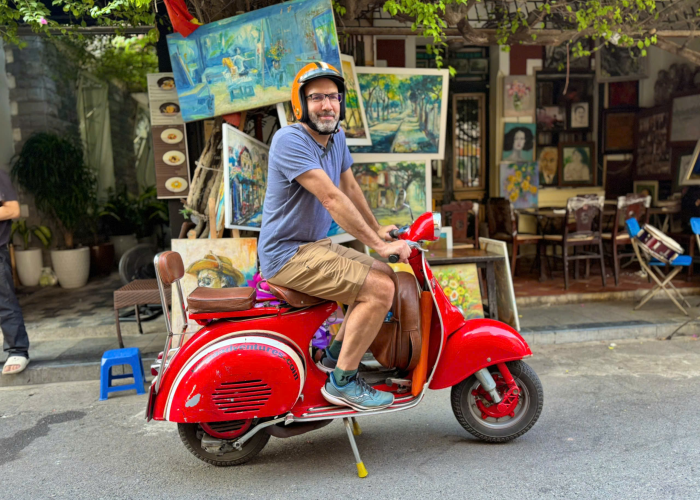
[350,375,377,397]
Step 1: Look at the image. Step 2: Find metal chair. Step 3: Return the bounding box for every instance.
[625,218,692,315]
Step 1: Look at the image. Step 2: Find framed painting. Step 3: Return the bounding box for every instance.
[538,147,559,186]
[166,0,342,122]
[469,59,489,74]
[568,101,591,131]
[603,109,637,153]
[432,264,484,320]
[681,139,700,186]
[170,238,258,335]
[503,75,535,118]
[633,180,659,206]
[635,106,671,179]
[671,145,698,191]
[670,91,700,144]
[328,160,431,237]
[502,123,536,162]
[543,45,591,73]
[348,67,450,161]
[536,106,566,131]
[608,81,638,108]
[478,238,520,331]
[603,157,634,199]
[276,102,299,127]
[338,54,372,145]
[559,142,596,186]
[596,45,649,82]
[223,123,269,231]
[499,162,539,208]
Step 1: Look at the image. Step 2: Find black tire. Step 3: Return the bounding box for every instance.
[451,361,543,443]
[177,423,270,467]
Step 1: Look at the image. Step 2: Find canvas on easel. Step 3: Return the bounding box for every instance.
[479,237,520,331]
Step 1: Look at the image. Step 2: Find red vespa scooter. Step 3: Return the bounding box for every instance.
[146,212,543,476]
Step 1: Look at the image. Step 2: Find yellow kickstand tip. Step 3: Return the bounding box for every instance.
[356,462,368,478]
[352,421,362,436]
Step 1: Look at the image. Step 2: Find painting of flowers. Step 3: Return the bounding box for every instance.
[504,76,535,118]
[500,162,539,209]
[433,264,484,320]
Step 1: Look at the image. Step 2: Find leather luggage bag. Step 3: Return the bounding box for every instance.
[369,271,422,370]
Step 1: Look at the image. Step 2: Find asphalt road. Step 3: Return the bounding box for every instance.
[1,337,699,499]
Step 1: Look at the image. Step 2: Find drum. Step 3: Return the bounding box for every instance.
[637,224,684,263]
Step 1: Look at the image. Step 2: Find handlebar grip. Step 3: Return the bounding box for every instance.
[388,254,399,263]
[389,229,400,239]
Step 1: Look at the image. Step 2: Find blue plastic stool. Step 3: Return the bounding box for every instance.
[99,347,146,401]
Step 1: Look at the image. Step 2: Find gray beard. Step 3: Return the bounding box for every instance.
[309,111,338,134]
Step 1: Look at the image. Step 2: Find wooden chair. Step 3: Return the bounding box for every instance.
[543,195,607,290]
[486,197,542,276]
[602,194,651,286]
[440,201,480,248]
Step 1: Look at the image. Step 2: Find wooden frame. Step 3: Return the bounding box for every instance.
[633,180,659,206]
[558,141,596,187]
[602,108,637,154]
[670,90,700,145]
[452,93,486,192]
[568,100,592,131]
[681,139,700,186]
[670,145,697,192]
[635,106,671,180]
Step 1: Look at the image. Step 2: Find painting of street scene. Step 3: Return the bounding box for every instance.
[167,0,341,122]
[339,54,371,145]
[223,124,269,230]
[349,67,449,161]
[328,161,429,236]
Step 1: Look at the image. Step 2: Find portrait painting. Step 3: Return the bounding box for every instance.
[166,0,341,121]
[500,161,539,209]
[538,147,559,186]
[560,142,596,186]
[596,45,649,82]
[503,76,535,118]
[569,101,590,130]
[223,124,269,230]
[432,264,484,320]
[502,123,536,162]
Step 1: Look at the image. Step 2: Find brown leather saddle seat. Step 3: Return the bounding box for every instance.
[188,286,257,314]
[267,283,327,308]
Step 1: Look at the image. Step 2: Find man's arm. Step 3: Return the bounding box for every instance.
[0,201,20,221]
[339,168,380,232]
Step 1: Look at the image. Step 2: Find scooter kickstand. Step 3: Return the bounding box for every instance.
[351,417,362,436]
[343,418,368,478]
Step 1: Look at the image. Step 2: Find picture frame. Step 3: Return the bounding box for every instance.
[499,162,539,209]
[670,145,697,192]
[469,58,489,74]
[502,123,536,162]
[607,81,639,108]
[633,180,659,206]
[568,101,591,131]
[538,147,559,186]
[603,109,637,153]
[670,91,700,144]
[635,106,671,179]
[478,238,520,331]
[536,106,566,131]
[682,139,700,186]
[559,142,596,186]
[503,75,535,118]
[338,54,372,146]
[603,156,634,199]
[596,45,649,83]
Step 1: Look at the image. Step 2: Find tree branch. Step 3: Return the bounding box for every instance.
[656,35,700,66]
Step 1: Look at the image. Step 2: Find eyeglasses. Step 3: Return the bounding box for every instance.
[306,93,343,103]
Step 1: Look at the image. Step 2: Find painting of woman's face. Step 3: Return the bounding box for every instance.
[572,150,582,162]
[513,131,526,151]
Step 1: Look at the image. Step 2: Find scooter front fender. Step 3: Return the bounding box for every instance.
[429,319,532,390]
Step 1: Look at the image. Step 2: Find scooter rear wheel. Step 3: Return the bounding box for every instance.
[451,361,543,443]
[178,422,270,467]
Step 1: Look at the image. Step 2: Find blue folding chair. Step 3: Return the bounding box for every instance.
[626,218,692,315]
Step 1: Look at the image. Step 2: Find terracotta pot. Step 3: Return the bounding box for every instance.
[90,242,115,277]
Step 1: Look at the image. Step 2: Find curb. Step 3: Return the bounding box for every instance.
[516,287,700,307]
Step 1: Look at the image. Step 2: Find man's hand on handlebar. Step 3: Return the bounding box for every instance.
[377,225,399,242]
[378,240,411,264]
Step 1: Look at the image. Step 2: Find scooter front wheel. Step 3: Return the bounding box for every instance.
[450,360,543,443]
[178,422,270,467]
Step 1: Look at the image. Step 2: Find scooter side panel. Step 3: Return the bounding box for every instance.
[428,319,532,390]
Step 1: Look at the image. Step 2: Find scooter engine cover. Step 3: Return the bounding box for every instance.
[165,336,305,423]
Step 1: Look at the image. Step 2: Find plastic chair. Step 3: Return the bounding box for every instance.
[625,218,692,315]
[99,347,146,401]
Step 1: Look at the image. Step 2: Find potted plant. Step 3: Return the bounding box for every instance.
[11,132,96,289]
[9,220,52,286]
[100,186,139,262]
[135,185,169,247]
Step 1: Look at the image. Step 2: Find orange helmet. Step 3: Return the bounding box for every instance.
[291,62,346,126]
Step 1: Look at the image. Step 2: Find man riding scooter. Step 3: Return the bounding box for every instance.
[258,62,411,411]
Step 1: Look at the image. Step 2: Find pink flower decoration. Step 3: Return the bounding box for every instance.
[40,18,48,25]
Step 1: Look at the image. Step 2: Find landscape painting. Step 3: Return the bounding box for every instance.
[327,160,430,236]
[349,67,450,161]
[223,124,269,231]
[166,0,341,122]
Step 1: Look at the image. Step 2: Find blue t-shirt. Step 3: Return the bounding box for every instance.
[258,124,354,278]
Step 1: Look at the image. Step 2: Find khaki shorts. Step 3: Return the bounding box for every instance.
[267,238,375,305]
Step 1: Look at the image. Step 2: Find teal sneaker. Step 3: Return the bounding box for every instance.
[321,372,394,411]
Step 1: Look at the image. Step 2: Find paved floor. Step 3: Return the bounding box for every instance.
[1,338,698,499]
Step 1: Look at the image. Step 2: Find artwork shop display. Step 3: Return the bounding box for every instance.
[559,142,596,186]
[167,0,341,121]
[536,106,566,131]
[432,264,484,320]
[223,124,269,230]
[170,238,258,334]
[633,180,659,206]
[502,123,536,162]
[147,73,191,199]
[538,147,559,186]
[348,67,450,161]
[636,106,671,178]
[670,92,700,144]
[499,162,539,209]
[569,101,590,130]
[328,160,430,236]
[503,76,535,118]
[603,109,636,153]
[596,45,648,82]
[478,238,520,331]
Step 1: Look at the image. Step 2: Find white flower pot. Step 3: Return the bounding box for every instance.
[110,234,138,264]
[51,247,90,289]
[15,248,43,287]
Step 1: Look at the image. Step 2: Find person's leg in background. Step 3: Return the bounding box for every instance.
[0,245,30,374]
